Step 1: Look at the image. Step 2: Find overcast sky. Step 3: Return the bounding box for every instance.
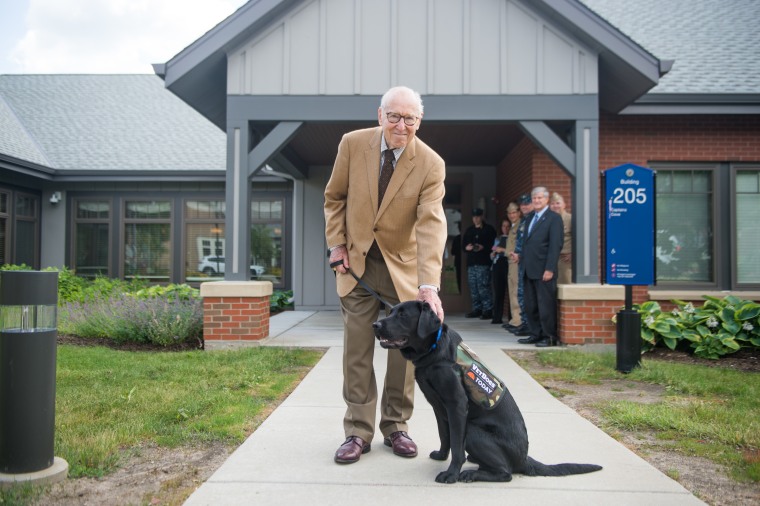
[0,0,246,74]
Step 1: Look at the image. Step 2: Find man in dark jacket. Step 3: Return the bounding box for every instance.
[462,208,496,319]
[515,187,564,347]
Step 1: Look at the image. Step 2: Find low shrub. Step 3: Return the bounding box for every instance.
[627,295,760,359]
[60,293,203,347]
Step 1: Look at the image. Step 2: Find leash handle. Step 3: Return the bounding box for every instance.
[329,259,394,309]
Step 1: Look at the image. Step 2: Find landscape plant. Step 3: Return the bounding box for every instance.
[270,289,294,313]
[622,295,760,359]
[59,288,203,347]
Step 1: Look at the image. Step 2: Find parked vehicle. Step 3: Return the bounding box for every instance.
[197,256,265,277]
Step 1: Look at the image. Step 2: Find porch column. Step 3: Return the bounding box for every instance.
[574,120,600,284]
[224,120,252,281]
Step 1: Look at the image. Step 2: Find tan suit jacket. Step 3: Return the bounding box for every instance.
[558,210,572,284]
[325,127,447,301]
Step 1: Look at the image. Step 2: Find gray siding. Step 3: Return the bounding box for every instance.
[227,0,598,97]
[295,165,340,309]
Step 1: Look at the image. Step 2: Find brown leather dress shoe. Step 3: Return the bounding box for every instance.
[383,431,418,458]
[334,436,370,464]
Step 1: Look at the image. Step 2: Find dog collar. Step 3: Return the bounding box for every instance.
[429,326,443,352]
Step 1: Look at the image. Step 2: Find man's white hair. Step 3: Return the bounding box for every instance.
[380,86,424,115]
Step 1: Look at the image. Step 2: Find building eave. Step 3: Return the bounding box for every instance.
[620,93,760,115]
[156,0,298,129]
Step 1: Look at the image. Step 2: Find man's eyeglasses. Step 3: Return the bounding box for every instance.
[386,112,418,126]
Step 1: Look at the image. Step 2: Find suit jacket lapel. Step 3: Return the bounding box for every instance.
[528,211,545,238]
[365,129,382,212]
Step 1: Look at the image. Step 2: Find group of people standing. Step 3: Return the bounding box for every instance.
[462,188,572,348]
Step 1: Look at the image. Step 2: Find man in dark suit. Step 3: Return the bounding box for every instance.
[516,186,564,347]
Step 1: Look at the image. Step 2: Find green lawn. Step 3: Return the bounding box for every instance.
[528,350,760,483]
[47,345,321,480]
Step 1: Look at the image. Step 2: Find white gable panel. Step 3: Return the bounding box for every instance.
[506,1,538,94]
[358,0,392,94]
[543,26,574,94]
[289,0,321,94]
[396,0,428,91]
[583,50,598,92]
[468,0,502,94]
[431,0,464,94]
[227,0,598,97]
[249,25,285,94]
[324,0,355,94]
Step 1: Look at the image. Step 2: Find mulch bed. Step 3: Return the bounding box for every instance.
[57,334,204,352]
[643,346,760,373]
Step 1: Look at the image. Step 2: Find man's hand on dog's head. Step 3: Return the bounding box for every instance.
[417,287,444,322]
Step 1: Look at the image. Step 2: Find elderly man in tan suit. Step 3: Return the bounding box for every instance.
[325,86,447,464]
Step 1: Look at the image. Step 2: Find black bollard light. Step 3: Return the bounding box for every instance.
[0,270,68,486]
[616,309,642,373]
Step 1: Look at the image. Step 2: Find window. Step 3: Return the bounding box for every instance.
[123,200,171,281]
[0,191,8,265]
[251,196,287,287]
[73,199,111,278]
[184,200,226,281]
[655,169,713,283]
[736,169,760,286]
[14,193,38,267]
[654,164,760,291]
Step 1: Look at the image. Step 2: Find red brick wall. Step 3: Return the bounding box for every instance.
[533,150,572,209]
[559,299,619,345]
[496,137,535,214]
[496,138,574,215]
[203,296,270,341]
[599,114,760,166]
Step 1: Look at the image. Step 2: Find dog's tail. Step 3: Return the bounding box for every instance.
[524,456,602,477]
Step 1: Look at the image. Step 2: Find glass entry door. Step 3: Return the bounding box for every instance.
[440,176,472,313]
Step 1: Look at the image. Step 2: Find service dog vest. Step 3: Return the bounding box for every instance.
[455,342,506,410]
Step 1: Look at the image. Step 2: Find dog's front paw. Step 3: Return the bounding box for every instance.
[429,449,449,461]
[435,470,459,484]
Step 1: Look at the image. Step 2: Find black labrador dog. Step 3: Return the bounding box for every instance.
[373,300,602,484]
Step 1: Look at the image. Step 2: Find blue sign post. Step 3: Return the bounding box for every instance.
[603,163,655,372]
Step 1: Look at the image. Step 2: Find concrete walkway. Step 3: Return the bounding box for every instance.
[187,311,705,505]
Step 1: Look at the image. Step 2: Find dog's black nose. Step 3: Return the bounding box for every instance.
[372,321,381,329]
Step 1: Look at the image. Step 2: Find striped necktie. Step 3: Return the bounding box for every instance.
[378,148,395,207]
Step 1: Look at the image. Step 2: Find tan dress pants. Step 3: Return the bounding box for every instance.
[339,246,415,442]
[507,260,522,327]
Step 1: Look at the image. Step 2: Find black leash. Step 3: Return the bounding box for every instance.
[330,260,395,309]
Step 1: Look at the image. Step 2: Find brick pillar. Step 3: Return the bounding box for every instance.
[558,284,625,345]
[200,281,273,341]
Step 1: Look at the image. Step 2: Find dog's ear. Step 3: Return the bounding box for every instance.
[417,301,441,339]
